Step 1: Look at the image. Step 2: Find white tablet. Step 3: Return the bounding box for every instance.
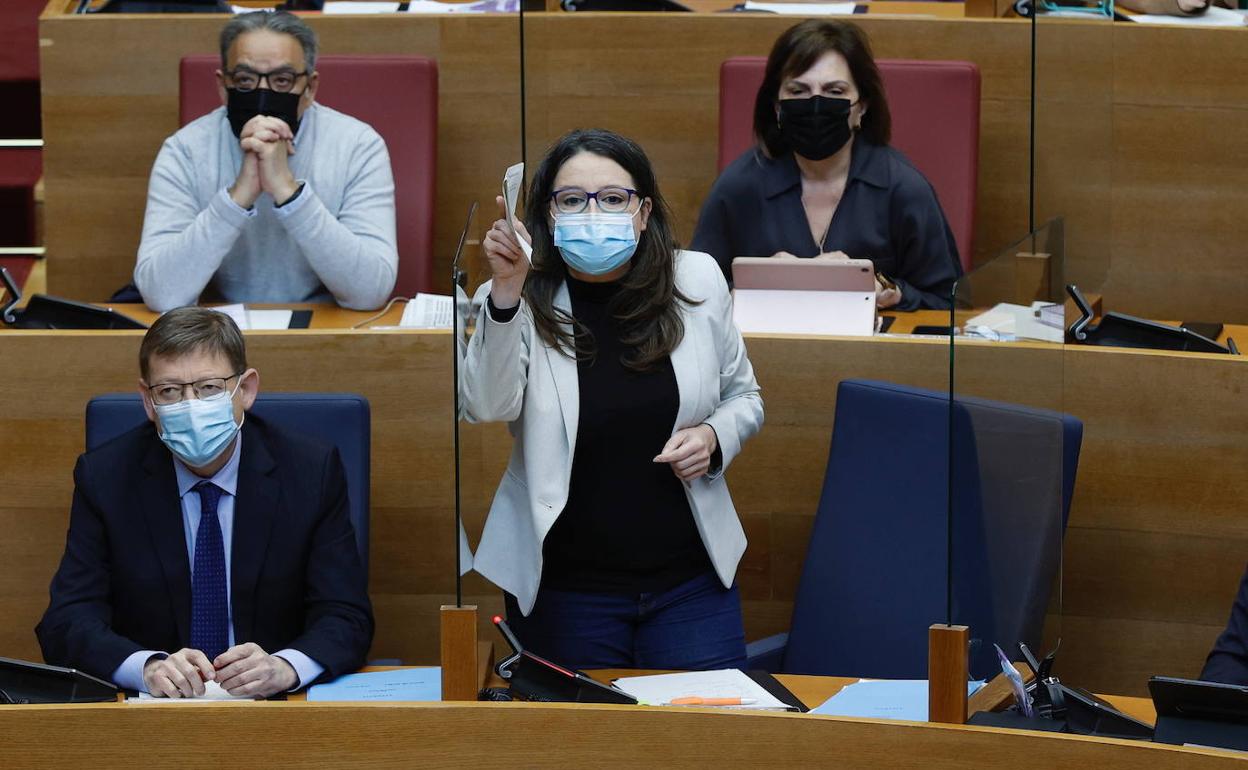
[730,257,877,336]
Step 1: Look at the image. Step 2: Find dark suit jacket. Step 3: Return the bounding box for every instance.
[1202,564,1248,685]
[36,415,374,686]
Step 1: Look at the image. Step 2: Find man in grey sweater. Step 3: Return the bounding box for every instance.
[135,12,397,312]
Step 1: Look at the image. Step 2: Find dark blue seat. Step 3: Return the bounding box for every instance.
[84,393,371,576]
[748,379,1082,681]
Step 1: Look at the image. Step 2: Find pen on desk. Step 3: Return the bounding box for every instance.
[665,697,756,706]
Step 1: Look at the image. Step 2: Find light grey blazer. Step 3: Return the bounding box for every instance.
[462,250,764,615]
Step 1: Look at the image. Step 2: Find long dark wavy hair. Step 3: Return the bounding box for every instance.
[522,128,697,371]
[753,20,892,157]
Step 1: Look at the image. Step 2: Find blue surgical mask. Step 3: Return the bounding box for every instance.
[553,211,639,276]
[153,383,244,468]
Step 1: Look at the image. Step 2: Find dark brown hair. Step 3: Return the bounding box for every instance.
[522,128,698,372]
[754,20,892,157]
[139,307,248,381]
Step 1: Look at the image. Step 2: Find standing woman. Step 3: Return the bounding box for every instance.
[463,129,763,670]
[691,19,962,311]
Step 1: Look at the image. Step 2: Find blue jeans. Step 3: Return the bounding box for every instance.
[504,572,747,671]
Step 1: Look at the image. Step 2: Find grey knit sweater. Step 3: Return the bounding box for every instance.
[135,103,397,311]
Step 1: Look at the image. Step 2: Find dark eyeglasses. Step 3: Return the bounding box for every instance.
[226,68,309,94]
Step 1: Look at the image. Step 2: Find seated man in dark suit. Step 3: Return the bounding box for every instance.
[1202,564,1248,685]
[37,307,373,698]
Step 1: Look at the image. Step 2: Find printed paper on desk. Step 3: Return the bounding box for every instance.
[131,681,256,703]
[612,670,792,710]
[307,668,442,702]
[399,293,453,329]
[503,162,533,262]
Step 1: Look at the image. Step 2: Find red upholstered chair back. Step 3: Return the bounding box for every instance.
[719,57,979,271]
[180,55,438,297]
[0,0,45,82]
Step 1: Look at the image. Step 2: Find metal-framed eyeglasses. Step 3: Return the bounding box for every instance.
[549,187,641,216]
[225,67,309,94]
[146,373,244,406]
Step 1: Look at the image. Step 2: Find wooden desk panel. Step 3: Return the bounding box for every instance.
[0,699,1240,768]
[4,319,1248,696]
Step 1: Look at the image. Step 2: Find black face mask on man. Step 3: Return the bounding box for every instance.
[226,88,303,139]
[777,95,855,161]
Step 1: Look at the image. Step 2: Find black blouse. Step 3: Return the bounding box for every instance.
[690,139,962,311]
[540,276,712,595]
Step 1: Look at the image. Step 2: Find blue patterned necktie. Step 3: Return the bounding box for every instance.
[191,481,228,661]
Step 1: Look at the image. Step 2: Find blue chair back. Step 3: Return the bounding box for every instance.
[84,393,371,575]
[783,379,1082,681]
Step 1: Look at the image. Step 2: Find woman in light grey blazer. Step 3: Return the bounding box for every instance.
[463,129,763,670]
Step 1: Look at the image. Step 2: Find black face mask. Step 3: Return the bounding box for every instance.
[777,95,854,161]
[226,88,303,139]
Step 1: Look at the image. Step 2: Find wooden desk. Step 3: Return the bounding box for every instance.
[3,317,1248,696]
[2,678,1241,768]
[37,4,1248,322]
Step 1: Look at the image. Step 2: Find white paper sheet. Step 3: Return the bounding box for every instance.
[742,0,857,14]
[131,681,255,703]
[399,293,453,328]
[612,670,793,710]
[1129,6,1246,25]
[323,1,402,12]
[503,162,533,262]
[210,304,293,331]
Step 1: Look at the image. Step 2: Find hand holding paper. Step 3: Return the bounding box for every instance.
[482,195,531,310]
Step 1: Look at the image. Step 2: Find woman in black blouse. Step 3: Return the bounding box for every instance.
[691,20,962,311]
[463,129,763,670]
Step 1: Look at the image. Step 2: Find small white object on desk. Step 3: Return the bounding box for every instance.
[131,681,256,703]
[612,669,792,710]
[210,303,293,331]
[742,0,857,14]
[1129,6,1247,25]
[323,1,402,12]
[406,0,520,12]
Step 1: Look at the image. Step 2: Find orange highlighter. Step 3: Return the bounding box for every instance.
[665,696,757,706]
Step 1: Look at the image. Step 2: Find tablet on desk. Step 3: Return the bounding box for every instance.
[730,256,876,336]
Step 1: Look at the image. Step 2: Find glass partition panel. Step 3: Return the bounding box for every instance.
[949,231,1067,692]
[1030,3,1248,702]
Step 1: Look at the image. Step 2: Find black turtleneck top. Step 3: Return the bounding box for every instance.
[535,275,712,595]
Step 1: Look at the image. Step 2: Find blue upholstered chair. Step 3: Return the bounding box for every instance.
[84,393,371,575]
[748,379,1082,681]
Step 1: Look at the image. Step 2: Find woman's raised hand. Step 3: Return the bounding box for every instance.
[483,195,532,309]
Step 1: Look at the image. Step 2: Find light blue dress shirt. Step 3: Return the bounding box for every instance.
[111,434,324,693]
